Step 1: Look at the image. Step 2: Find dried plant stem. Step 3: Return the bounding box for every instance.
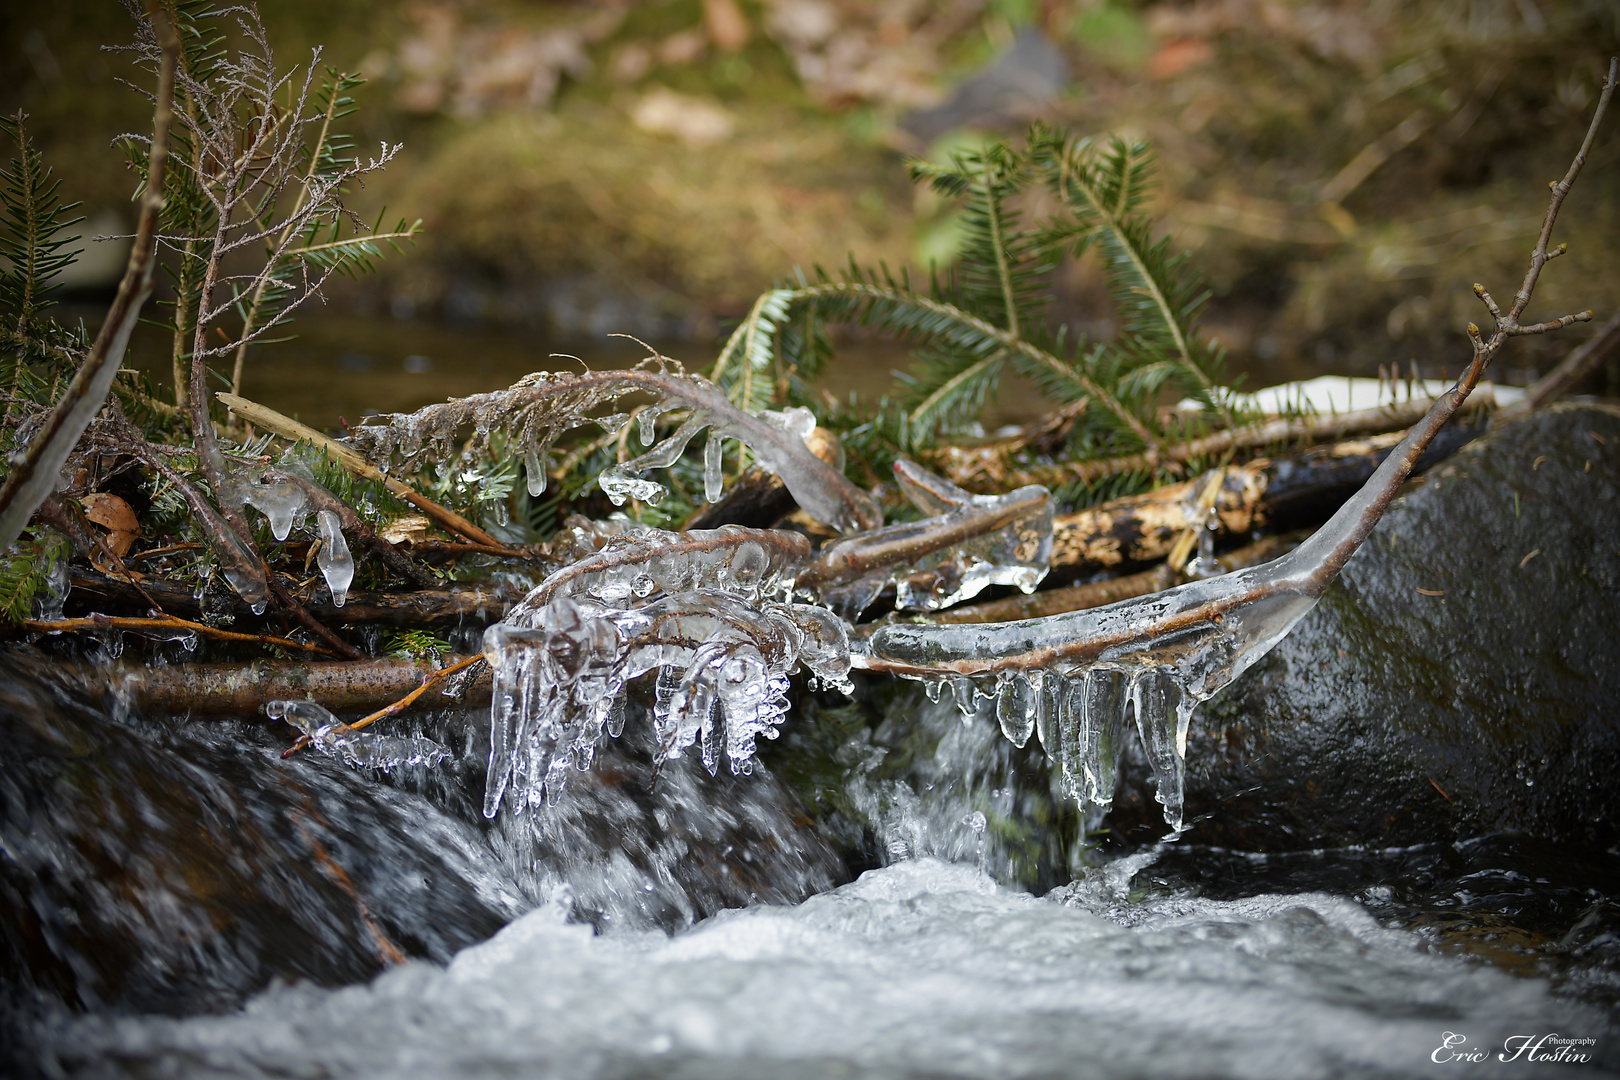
[282,652,484,756]
[0,3,178,551]
[69,567,520,626]
[934,390,1498,491]
[117,653,491,716]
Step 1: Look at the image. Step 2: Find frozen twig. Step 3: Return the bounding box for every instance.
[21,613,341,655]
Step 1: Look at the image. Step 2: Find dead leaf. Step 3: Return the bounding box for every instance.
[632,87,734,146]
[81,492,140,557]
[705,0,750,52]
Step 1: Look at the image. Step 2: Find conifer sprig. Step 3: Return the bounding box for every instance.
[710,127,1238,465]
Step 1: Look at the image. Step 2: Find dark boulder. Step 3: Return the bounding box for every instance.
[1108,404,1620,850]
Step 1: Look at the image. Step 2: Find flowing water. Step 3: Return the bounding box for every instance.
[3,647,1617,1079]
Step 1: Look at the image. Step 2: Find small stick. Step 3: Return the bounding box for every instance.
[20,613,340,655]
[281,653,484,756]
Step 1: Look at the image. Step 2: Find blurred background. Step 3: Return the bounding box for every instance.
[3,0,1617,428]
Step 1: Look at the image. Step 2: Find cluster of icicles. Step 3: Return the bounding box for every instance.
[228,461,354,610]
[274,448,1320,837]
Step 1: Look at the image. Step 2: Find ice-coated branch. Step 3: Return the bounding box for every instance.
[795,460,1053,618]
[853,64,1616,835]
[481,591,852,817]
[345,358,882,534]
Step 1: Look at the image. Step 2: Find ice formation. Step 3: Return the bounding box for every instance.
[235,472,307,541]
[266,700,451,770]
[796,461,1053,618]
[598,397,881,534]
[855,392,1455,833]
[314,509,354,606]
[481,591,852,817]
[345,366,881,534]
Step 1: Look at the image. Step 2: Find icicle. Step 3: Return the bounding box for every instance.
[950,675,978,720]
[479,588,853,818]
[703,429,725,503]
[995,673,1035,748]
[799,460,1053,618]
[524,445,548,498]
[267,700,450,771]
[1187,506,1222,578]
[1076,668,1126,808]
[315,510,353,607]
[217,529,270,614]
[1131,669,1188,838]
[238,474,307,542]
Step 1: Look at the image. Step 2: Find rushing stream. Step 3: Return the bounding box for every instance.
[3,645,1617,1078]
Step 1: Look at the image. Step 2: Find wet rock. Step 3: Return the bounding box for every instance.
[1108,404,1620,850]
[0,646,848,1029]
[0,648,518,1020]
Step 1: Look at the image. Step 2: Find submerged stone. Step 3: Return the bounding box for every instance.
[1106,405,1620,849]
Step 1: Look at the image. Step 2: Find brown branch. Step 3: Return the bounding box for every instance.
[282,653,484,756]
[267,469,440,588]
[943,390,1499,491]
[117,653,493,716]
[20,613,339,655]
[1047,418,1484,576]
[0,5,178,550]
[261,568,361,660]
[68,567,520,626]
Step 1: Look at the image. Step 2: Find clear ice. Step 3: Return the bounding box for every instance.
[595,389,880,533]
[267,700,451,770]
[481,590,852,818]
[235,471,308,541]
[315,510,354,607]
[796,461,1053,618]
[853,399,1447,834]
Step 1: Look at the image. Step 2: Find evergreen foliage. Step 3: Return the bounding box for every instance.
[0,112,88,417]
[709,126,1256,483]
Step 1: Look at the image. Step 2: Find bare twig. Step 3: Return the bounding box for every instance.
[69,567,520,626]
[1497,308,1620,421]
[115,653,491,715]
[282,653,483,756]
[0,3,178,550]
[20,613,339,655]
